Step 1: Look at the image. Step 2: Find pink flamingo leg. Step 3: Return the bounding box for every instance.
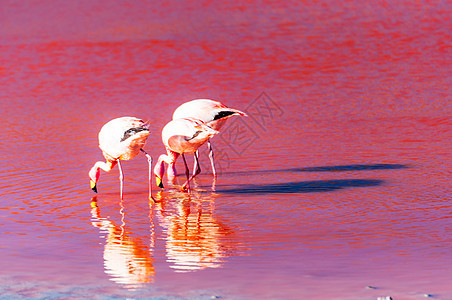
[192,151,201,180]
[211,176,216,192]
[183,152,201,193]
[117,160,124,199]
[181,153,191,194]
[192,150,200,176]
[141,149,153,200]
[207,139,216,177]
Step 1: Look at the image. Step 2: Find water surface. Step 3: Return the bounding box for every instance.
[1,1,451,299]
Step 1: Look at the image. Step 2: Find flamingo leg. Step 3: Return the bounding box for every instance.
[207,139,216,177]
[141,149,153,200]
[211,176,216,192]
[191,151,201,180]
[192,150,200,176]
[183,152,201,193]
[117,160,124,199]
[181,153,191,194]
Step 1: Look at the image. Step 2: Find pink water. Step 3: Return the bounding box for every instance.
[1,1,451,299]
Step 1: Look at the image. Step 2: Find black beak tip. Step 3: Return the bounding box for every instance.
[158,182,164,189]
[92,186,98,193]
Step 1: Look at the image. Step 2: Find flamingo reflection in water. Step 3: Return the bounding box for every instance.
[153,190,233,272]
[90,196,155,287]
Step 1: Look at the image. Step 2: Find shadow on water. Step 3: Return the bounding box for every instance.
[217,179,384,194]
[286,163,409,172]
[220,163,409,177]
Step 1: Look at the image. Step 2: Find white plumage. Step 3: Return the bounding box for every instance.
[171,99,247,177]
[89,116,152,198]
[154,117,218,193]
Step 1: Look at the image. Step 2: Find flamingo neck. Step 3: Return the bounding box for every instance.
[154,155,166,180]
[89,161,117,182]
[89,163,102,183]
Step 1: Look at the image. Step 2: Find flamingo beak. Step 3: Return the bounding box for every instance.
[156,176,164,189]
[90,180,98,193]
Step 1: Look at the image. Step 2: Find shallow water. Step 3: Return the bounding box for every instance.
[1,1,451,299]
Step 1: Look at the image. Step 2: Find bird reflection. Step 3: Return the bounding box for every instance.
[90,196,155,288]
[153,189,232,272]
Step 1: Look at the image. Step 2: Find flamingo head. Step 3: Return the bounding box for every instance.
[89,165,101,193]
[153,157,165,189]
[155,175,164,189]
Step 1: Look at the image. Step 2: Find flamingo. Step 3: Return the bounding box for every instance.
[154,117,218,193]
[89,116,153,199]
[171,99,247,177]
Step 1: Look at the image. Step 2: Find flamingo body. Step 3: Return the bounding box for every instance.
[172,99,246,131]
[89,117,152,198]
[171,99,247,177]
[98,117,150,161]
[162,118,217,154]
[154,118,218,192]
